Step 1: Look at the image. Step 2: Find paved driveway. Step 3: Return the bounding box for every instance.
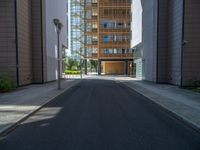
[0,79,200,150]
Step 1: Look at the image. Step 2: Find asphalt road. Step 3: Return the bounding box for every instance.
[0,79,200,150]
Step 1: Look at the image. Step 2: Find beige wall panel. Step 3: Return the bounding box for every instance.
[103,62,125,75]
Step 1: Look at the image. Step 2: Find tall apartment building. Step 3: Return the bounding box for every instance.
[0,0,67,86]
[83,0,133,75]
[131,0,200,86]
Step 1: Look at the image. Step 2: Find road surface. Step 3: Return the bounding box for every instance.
[0,79,200,150]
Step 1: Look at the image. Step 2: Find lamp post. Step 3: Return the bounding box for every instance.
[53,18,63,90]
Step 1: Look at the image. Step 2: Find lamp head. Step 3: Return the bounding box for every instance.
[57,22,63,30]
[53,18,60,26]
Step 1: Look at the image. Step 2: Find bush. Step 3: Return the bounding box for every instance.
[64,70,81,75]
[189,80,200,87]
[0,74,16,92]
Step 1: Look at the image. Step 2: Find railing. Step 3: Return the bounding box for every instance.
[83,53,98,59]
[92,3,98,7]
[99,41,130,46]
[92,53,98,58]
[99,53,134,59]
[99,2,131,7]
[92,15,98,20]
[99,28,130,33]
[85,41,98,47]
[92,28,98,32]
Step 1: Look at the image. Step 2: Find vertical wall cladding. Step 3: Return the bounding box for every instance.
[157,0,168,83]
[183,0,200,86]
[167,0,183,85]
[45,0,67,82]
[0,0,17,83]
[17,0,33,85]
[131,0,142,48]
[31,0,43,83]
[141,0,158,82]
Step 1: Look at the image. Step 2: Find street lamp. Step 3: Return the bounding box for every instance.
[53,18,63,90]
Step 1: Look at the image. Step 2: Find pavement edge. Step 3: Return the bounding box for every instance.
[0,80,82,138]
[119,81,200,134]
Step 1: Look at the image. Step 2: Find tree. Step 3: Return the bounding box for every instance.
[66,58,79,70]
[90,60,98,72]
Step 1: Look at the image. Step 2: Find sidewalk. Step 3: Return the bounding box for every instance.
[0,79,81,136]
[117,77,200,132]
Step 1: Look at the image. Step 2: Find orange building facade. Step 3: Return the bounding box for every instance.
[84,0,133,75]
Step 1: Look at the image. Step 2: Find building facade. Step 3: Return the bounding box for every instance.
[98,0,133,75]
[82,0,133,75]
[132,0,200,86]
[0,0,67,86]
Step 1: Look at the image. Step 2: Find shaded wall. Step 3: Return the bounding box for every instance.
[31,0,44,83]
[0,0,17,83]
[141,0,158,82]
[183,0,200,86]
[17,0,33,85]
[157,0,168,83]
[166,0,183,85]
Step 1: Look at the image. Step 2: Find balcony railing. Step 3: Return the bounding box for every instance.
[99,41,130,45]
[83,53,98,59]
[85,41,98,47]
[99,28,130,33]
[99,53,134,59]
[92,53,98,58]
[92,3,98,7]
[99,3,130,7]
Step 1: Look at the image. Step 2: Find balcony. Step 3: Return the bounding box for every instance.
[99,28,130,33]
[92,15,98,20]
[99,41,130,47]
[84,16,98,21]
[85,41,98,47]
[99,2,130,7]
[92,53,98,59]
[92,41,98,45]
[83,53,98,60]
[92,28,98,32]
[99,53,134,59]
[92,3,98,7]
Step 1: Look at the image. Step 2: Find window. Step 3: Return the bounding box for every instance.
[104,49,109,54]
[103,36,110,43]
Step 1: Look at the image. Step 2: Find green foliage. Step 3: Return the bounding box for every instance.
[191,88,200,93]
[187,79,200,93]
[65,58,80,70]
[90,60,98,72]
[189,79,200,87]
[0,74,16,92]
[65,70,81,75]
[192,80,200,87]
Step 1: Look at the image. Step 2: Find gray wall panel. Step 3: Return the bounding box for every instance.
[167,0,183,85]
[141,0,158,82]
[183,0,200,86]
[157,0,168,83]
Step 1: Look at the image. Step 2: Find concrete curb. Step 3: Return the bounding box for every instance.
[119,81,200,134]
[0,80,81,138]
